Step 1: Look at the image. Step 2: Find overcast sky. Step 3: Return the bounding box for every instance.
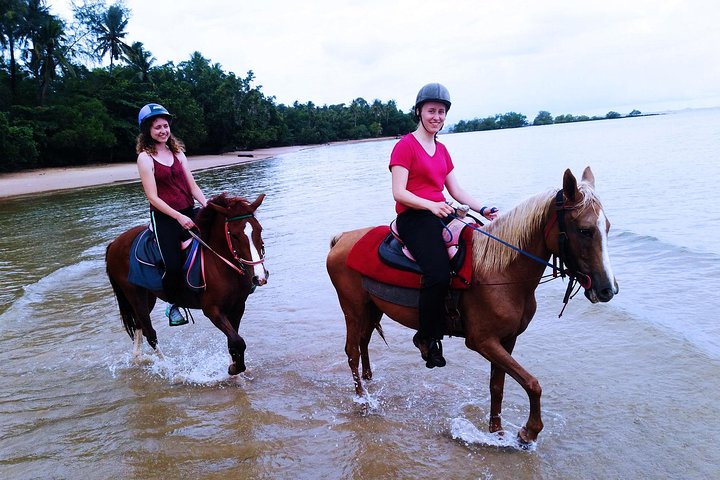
[50,0,720,122]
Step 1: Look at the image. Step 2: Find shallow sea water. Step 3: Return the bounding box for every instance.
[1,109,719,479]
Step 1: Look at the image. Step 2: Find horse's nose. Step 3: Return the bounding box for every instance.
[251,265,268,286]
[598,288,614,302]
[252,269,268,286]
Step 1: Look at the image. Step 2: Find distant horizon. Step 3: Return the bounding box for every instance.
[48,0,720,125]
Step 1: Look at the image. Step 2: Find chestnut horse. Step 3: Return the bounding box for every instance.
[326,167,618,445]
[106,193,268,375]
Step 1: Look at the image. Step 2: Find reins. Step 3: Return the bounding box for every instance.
[187,213,266,276]
[449,190,591,317]
[188,229,245,275]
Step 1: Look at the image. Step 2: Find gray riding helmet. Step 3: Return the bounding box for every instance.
[414,83,451,112]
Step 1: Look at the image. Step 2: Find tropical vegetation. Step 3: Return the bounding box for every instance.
[0,0,416,172]
[1,1,649,173]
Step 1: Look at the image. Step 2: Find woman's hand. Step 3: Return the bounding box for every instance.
[176,213,196,229]
[480,206,499,220]
[429,201,455,218]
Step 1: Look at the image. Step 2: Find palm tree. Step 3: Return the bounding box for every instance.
[0,0,29,101]
[29,14,74,104]
[123,41,155,83]
[93,4,130,69]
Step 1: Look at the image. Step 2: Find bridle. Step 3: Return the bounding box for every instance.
[224,214,266,270]
[450,188,595,316]
[543,190,593,313]
[188,213,266,276]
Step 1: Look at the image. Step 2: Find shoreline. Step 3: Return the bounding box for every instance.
[0,145,313,199]
[0,137,396,199]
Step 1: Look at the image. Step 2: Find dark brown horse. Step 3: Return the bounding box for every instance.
[326,167,618,445]
[106,193,268,375]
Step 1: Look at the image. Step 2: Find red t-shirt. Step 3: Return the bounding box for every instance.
[389,134,454,214]
[151,154,194,211]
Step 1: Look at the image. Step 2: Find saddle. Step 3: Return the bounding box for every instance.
[128,227,205,292]
[347,216,474,289]
[346,217,475,337]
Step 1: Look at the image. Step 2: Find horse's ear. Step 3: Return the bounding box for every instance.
[250,193,266,211]
[581,166,595,189]
[208,201,228,216]
[563,168,579,202]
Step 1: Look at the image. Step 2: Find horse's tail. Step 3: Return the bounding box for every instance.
[329,232,344,249]
[106,245,137,340]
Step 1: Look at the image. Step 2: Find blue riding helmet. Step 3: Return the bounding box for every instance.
[138,103,173,127]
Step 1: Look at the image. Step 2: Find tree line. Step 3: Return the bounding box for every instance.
[451,109,644,133]
[2,1,651,174]
[0,0,416,172]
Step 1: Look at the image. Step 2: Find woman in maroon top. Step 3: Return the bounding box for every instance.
[136,103,207,326]
[390,83,498,368]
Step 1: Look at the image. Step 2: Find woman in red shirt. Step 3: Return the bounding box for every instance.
[136,103,208,326]
[390,83,498,368]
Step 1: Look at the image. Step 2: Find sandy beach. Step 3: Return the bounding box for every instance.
[0,145,311,199]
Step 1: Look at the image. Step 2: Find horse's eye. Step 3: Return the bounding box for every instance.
[578,228,594,238]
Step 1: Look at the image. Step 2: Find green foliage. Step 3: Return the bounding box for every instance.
[0,110,38,171]
[606,111,622,119]
[533,111,553,125]
[554,114,576,124]
[0,1,647,173]
[452,112,526,133]
[629,109,641,116]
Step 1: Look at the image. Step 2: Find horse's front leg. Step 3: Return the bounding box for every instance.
[489,363,506,434]
[471,338,543,445]
[488,337,517,435]
[204,304,247,376]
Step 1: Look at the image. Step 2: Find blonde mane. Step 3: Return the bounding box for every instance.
[472,182,599,276]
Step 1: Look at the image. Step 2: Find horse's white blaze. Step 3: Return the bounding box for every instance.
[597,210,615,286]
[244,222,266,281]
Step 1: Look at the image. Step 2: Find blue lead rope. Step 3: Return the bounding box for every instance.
[447,213,563,274]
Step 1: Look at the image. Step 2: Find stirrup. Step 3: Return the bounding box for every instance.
[166,304,188,326]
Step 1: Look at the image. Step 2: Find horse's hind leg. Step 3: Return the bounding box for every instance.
[343,301,381,396]
[132,331,143,359]
[359,303,382,381]
[127,292,161,358]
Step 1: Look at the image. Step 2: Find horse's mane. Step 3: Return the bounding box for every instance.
[472,182,599,275]
[195,193,251,237]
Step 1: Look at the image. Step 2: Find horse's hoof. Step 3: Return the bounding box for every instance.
[516,427,536,449]
[228,362,246,376]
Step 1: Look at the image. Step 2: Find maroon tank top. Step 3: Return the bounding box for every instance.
[151,154,193,211]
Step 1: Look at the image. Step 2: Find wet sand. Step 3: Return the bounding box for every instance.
[0,146,310,199]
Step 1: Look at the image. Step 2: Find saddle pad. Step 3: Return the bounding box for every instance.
[128,228,205,292]
[362,276,419,307]
[346,226,473,289]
